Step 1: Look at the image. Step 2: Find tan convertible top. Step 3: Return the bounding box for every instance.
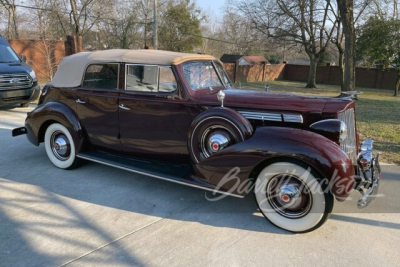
[50,49,219,87]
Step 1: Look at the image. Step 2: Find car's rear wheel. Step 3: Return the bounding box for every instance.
[44,123,79,169]
[254,162,333,233]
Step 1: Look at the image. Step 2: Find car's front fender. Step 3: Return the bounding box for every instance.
[194,126,355,200]
[25,101,84,151]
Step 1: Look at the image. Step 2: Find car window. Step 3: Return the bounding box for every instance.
[214,62,231,86]
[159,67,177,93]
[183,62,223,90]
[82,64,118,89]
[126,65,158,92]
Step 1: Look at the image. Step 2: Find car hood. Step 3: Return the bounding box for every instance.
[0,62,32,75]
[198,88,353,124]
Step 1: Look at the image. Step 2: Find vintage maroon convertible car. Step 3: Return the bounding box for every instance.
[13,50,381,232]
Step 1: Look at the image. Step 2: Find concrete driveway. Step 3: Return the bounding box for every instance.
[1,105,399,267]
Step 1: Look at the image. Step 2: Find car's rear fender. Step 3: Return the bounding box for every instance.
[194,126,355,200]
[25,101,84,151]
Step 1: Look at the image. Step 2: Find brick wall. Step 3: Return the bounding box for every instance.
[9,36,81,83]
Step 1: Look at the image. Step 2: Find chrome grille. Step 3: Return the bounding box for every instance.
[0,73,33,90]
[338,108,357,164]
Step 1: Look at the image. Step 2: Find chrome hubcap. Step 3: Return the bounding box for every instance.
[200,126,233,158]
[266,175,313,219]
[50,131,71,161]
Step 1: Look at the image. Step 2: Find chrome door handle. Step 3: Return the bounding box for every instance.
[76,99,86,104]
[119,104,130,110]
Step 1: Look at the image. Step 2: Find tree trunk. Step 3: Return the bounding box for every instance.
[75,35,83,53]
[338,48,345,91]
[12,4,18,39]
[338,0,356,92]
[395,70,400,96]
[7,9,12,39]
[306,56,317,88]
[69,0,80,36]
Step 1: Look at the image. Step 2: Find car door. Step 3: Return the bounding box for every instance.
[75,63,121,152]
[119,64,193,162]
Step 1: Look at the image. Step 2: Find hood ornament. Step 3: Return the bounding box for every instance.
[338,91,363,100]
[217,90,225,108]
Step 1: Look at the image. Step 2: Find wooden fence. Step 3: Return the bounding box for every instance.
[224,62,398,90]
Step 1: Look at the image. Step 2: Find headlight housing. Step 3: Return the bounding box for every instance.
[29,70,37,82]
[310,119,347,143]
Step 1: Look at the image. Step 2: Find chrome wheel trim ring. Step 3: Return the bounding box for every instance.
[266,174,313,219]
[200,125,234,159]
[50,130,71,161]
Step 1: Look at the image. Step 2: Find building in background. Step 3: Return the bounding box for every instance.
[220,54,270,66]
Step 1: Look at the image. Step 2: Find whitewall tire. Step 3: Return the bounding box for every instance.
[44,123,78,169]
[254,162,333,233]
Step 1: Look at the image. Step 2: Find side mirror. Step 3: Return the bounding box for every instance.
[19,55,27,62]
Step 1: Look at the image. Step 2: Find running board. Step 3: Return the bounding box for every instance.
[76,150,244,198]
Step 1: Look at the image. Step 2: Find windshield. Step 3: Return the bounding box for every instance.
[0,44,20,63]
[214,62,232,87]
[183,61,224,90]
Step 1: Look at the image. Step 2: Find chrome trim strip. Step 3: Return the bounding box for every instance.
[238,111,282,122]
[76,154,244,198]
[238,110,303,124]
[283,114,303,124]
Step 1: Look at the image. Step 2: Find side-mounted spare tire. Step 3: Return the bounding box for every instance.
[188,107,253,164]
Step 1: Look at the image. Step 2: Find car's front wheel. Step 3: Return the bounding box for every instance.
[44,123,79,169]
[254,161,333,233]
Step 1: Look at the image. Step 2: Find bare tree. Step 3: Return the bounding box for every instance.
[368,0,399,19]
[68,0,111,35]
[35,40,59,80]
[237,0,337,88]
[66,0,114,51]
[26,0,67,39]
[337,0,357,91]
[331,0,371,91]
[97,0,143,49]
[0,0,19,39]
[137,0,153,48]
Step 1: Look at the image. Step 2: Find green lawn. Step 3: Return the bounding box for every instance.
[238,80,400,165]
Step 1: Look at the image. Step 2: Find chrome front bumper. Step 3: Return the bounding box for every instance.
[356,139,382,208]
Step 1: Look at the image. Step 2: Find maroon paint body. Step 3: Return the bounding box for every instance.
[193,126,355,198]
[26,60,357,199]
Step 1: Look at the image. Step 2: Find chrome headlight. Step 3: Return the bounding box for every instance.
[29,70,37,82]
[310,119,347,143]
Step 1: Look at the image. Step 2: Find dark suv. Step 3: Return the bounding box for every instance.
[0,35,40,107]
